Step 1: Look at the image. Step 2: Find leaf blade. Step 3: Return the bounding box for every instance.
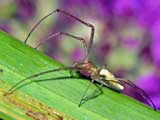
[0,30,160,120]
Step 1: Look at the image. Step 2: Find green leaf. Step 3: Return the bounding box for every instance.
[0,30,159,120]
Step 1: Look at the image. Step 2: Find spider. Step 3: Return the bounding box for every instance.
[3,9,157,110]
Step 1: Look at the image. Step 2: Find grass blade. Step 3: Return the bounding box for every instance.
[0,30,159,120]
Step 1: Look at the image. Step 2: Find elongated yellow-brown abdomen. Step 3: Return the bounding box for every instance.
[99,69,124,92]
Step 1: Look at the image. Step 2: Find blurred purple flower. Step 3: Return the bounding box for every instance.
[60,0,113,19]
[113,0,140,17]
[137,73,160,96]
[138,0,160,27]
[71,47,85,62]
[15,0,36,21]
[136,73,160,109]
[96,39,112,64]
[0,23,12,33]
[121,37,140,49]
[139,41,153,64]
[151,19,160,65]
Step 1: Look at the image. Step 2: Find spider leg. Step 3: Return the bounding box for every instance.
[35,32,88,59]
[24,9,95,61]
[3,67,76,96]
[79,79,103,107]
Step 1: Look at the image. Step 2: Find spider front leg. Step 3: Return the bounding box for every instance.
[79,80,103,107]
[24,9,95,61]
[34,32,88,59]
[3,67,77,96]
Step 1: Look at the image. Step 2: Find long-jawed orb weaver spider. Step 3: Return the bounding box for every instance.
[3,9,157,110]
